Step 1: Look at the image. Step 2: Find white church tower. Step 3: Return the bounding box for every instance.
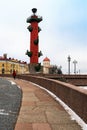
[43,57,50,74]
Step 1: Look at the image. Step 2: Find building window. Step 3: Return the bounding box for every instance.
[2,64,4,67]
[2,68,5,74]
[10,69,12,74]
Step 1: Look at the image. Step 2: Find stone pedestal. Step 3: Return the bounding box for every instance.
[29,63,37,74]
[28,63,43,74]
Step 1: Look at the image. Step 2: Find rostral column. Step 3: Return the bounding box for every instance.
[26,8,43,73]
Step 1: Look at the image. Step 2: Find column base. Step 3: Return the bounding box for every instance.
[29,63,42,74]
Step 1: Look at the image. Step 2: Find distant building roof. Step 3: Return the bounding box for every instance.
[43,57,50,62]
[0,54,27,64]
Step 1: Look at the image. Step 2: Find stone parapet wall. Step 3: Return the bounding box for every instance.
[42,74,87,86]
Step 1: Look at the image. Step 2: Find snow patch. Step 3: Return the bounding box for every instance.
[10,81,16,85]
[9,80,21,89]
[79,86,87,90]
[0,109,9,116]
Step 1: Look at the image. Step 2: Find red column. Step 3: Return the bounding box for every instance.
[26,8,42,65]
[30,17,38,63]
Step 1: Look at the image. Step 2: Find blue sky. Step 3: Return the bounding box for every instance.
[0,0,87,74]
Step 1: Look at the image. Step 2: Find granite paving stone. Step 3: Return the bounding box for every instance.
[32,123,52,130]
[51,124,81,130]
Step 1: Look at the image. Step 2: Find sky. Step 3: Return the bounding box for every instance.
[0,0,87,74]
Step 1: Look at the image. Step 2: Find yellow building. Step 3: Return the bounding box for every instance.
[0,54,29,74]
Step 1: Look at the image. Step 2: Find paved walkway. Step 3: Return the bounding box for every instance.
[12,79,82,130]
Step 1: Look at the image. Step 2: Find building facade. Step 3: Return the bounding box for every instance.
[0,54,29,74]
[43,57,50,74]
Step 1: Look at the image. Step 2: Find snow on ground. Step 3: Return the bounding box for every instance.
[10,81,16,85]
[0,109,9,116]
[9,80,21,89]
[79,86,87,90]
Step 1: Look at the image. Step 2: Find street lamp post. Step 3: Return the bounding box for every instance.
[68,55,71,75]
[73,60,77,74]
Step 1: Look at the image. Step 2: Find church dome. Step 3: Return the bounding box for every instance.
[43,57,50,61]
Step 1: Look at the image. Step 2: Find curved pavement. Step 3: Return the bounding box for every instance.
[12,78,82,130]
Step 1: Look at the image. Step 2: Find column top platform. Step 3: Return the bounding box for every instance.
[26,8,42,23]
